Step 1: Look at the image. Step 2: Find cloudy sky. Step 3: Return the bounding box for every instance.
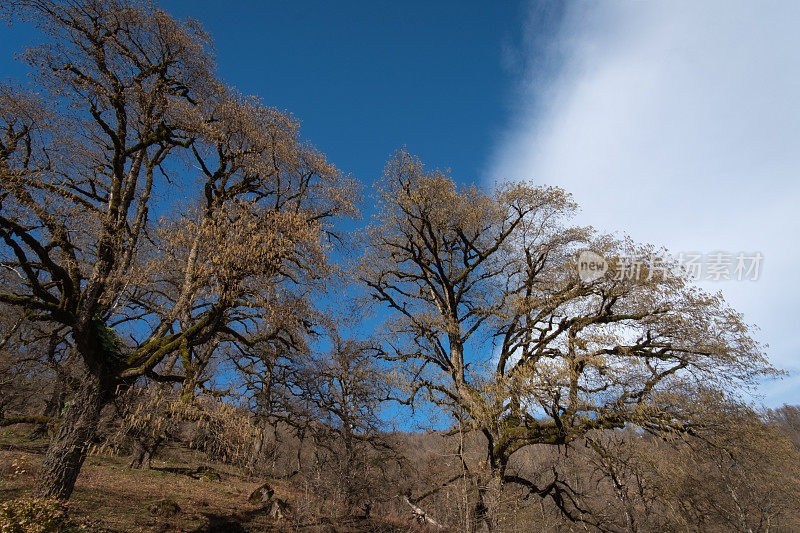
[489,1,800,405]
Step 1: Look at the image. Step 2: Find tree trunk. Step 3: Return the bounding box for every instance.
[35,373,108,500]
[128,434,162,470]
[467,471,494,533]
[127,356,178,469]
[128,439,151,470]
[31,379,66,439]
[473,483,493,533]
[248,420,266,472]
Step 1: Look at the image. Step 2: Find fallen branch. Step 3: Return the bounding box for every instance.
[0,415,53,427]
[404,496,444,529]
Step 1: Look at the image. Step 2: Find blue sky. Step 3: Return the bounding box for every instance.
[2,1,797,407]
[2,0,545,181]
[159,0,553,183]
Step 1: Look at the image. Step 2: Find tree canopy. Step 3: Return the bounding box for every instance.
[360,150,776,526]
[0,3,795,532]
[0,0,357,499]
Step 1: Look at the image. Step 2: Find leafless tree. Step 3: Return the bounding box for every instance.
[361,150,776,531]
[0,0,357,499]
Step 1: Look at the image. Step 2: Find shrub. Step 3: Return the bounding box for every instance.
[0,497,68,533]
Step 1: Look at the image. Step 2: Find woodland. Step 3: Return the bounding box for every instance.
[0,1,799,531]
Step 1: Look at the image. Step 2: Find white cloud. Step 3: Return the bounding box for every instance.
[490,0,800,406]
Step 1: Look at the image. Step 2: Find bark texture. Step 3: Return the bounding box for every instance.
[35,374,108,499]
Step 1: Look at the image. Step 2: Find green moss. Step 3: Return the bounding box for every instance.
[93,316,126,368]
[149,498,181,517]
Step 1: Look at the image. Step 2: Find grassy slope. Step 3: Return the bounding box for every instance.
[0,431,423,532]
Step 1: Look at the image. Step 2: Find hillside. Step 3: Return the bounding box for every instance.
[0,429,428,532]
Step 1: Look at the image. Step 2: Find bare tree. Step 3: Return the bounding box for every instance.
[0,0,357,499]
[0,302,75,434]
[361,150,777,531]
[301,336,391,514]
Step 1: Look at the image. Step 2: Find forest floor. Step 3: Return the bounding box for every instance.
[0,430,422,532]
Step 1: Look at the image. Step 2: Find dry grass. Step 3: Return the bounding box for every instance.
[1,448,270,532]
[0,432,426,532]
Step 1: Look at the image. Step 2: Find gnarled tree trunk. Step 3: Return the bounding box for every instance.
[128,434,163,470]
[35,372,109,500]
